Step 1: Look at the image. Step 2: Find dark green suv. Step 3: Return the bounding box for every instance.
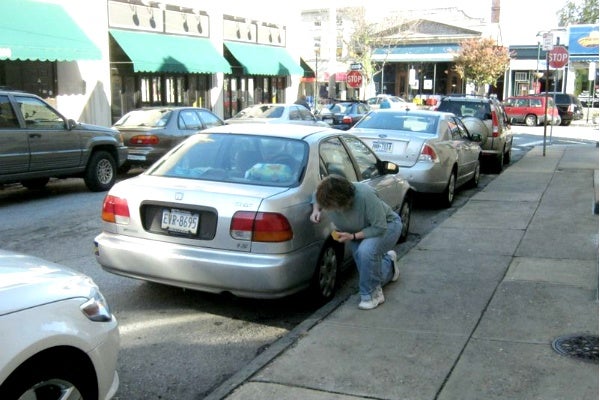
[0,89,127,191]
[436,95,513,173]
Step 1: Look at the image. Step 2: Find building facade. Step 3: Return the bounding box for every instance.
[0,0,305,125]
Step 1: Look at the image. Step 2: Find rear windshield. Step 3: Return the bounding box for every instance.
[232,105,284,119]
[355,112,438,134]
[438,100,491,119]
[114,109,171,127]
[147,133,308,187]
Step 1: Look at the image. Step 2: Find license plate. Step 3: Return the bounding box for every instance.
[372,141,393,153]
[161,208,199,234]
[127,154,146,161]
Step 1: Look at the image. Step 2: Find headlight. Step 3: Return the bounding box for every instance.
[80,286,113,322]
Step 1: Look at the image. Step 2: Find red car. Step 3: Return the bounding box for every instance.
[503,95,561,126]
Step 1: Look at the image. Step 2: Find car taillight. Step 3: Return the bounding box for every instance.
[418,144,439,163]
[342,115,353,124]
[491,111,500,137]
[568,104,574,113]
[130,135,159,145]
[101,195,130,224]
[230,211,293,242]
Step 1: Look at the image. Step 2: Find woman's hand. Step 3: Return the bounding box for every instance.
[331,231,353,243]
[310,209,321,223]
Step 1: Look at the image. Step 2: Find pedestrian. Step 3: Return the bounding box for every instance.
[294,95,311,110]
[310,175,402,310]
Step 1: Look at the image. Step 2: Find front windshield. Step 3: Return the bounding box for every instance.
[147,133,308,187]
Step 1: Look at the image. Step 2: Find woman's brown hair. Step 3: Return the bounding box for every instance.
[316,175,355,210]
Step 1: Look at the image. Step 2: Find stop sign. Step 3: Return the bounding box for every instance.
[346,70,363,88]
[548,46,569,68]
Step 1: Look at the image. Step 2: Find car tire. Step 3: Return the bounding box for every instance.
[440,170,456,208]
[0,356,96,400]
[21,177,50,190]
[397,194,412,243]
[493,147,505,174]
[309,242,341,303]
[525,114,537,126]
[84,150,117,192]
[503,145,511,165]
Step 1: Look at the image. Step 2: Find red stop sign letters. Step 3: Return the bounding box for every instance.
[548,46,569,69]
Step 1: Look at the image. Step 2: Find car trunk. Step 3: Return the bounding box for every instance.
[351,128,427,167]
[109,175,290,252]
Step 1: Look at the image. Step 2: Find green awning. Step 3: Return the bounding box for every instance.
[0,0,101,61]
[224,41,304,76]
[110,29,231,74]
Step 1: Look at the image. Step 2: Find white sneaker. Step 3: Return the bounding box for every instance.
[388,250,400,282]
[359,287,384,310]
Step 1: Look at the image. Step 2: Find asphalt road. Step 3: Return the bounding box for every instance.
[0,126,595,399]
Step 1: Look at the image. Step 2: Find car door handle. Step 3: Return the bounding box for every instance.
[29,133,42,138]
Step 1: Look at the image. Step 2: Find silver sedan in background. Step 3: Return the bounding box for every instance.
[94,124,412,303]
[225,103,328,126]
[350,109,482,207]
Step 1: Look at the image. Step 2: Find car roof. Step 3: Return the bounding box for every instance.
[200,122,337,140]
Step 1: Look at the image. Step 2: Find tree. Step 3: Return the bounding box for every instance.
[342,7,418,96]
[557,0,599,25]
[453,38,512,94]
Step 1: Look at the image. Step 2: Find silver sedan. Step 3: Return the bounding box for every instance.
[94,123,412,302]
[225,103,329,126]
[350,109,482,207]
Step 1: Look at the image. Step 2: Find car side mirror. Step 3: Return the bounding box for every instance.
[471,133,483,142]
[66,119,78,130]
[382,161,399,174]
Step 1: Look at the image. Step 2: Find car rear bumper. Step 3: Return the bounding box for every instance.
[94,232,321,299]
[398,163,449,193]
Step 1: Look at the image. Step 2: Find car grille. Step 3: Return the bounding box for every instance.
[140,202,218,239]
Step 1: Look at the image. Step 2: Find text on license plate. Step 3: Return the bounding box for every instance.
[372,141,393,153]
[161,209,199,234]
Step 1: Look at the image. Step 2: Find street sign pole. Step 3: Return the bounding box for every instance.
[543,52,549,156]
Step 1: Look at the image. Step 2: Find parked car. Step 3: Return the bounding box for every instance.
[435,95,513,173]
[114,106,224,172]
[316,100,370,130]
[367,94,418,110]
[225,103,328,127]
[540,92,584,125]
[0,249,119,399]
[503,95,561,127]
[0,89,127,191]
[350,109,482,207]
[578,90,599,107]
[94,123,413,302]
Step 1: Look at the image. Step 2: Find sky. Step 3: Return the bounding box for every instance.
[297,0,569,45]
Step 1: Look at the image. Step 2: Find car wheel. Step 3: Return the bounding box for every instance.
[0,357,96,400]
[493,148,505,174]
[503,145,511,165]
[468,159,481,188]
[397,194,412,243]
[84,150,117,192]
[525,114,537,126]
[21,177,49,190]
[440,170,456,208]
[309,242,340,303]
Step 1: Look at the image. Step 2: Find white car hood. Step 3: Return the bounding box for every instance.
[0,250,90,315]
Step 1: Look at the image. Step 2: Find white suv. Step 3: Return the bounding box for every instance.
[436,95,513,173]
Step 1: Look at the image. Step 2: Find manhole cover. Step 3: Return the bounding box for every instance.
[552,334,598,363]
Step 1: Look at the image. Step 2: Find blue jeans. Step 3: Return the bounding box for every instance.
[348,213,402,301]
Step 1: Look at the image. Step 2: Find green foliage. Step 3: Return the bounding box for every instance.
[558,0,599,25]
[454,38,513,90]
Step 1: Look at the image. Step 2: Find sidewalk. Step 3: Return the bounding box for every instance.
[208,144,599,400]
